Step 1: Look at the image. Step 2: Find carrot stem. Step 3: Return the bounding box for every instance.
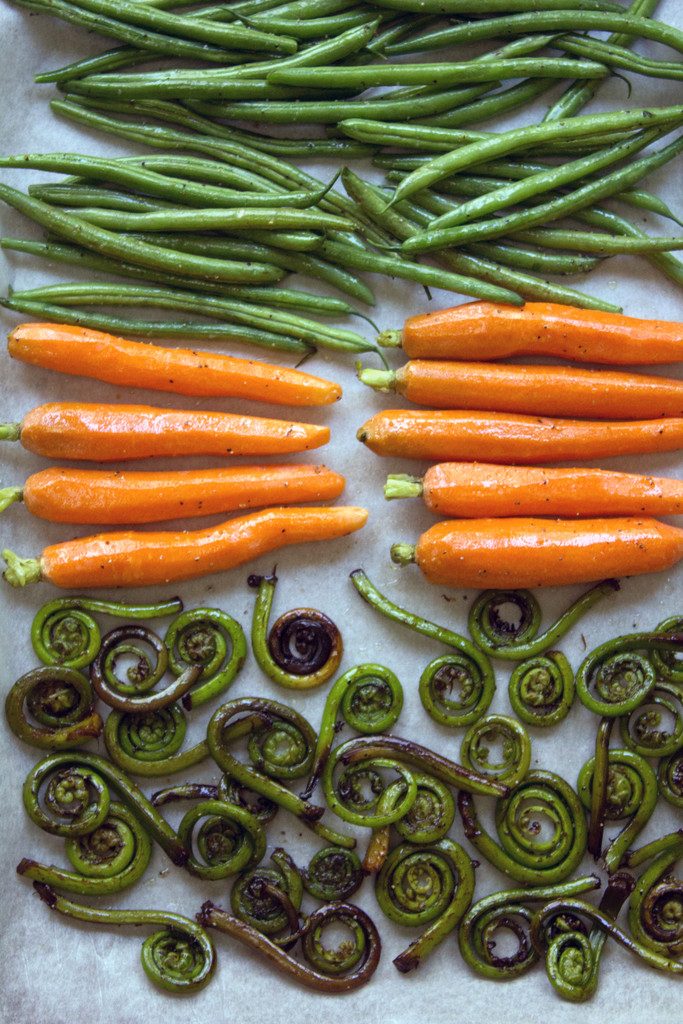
[390,543,416,566]
[3,550,42,587]
[378,330,401,348]
[384,475,423,500]
[358,368,396,392]
[0,487,23,512]
[0,423,21,441]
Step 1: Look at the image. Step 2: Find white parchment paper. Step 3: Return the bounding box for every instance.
[0,4,682,1021]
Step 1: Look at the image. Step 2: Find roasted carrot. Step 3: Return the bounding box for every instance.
[0,464,345,524]
[391,517,683,589]
[2,506,368,589]
[357,409,683,464]
[0,403,329,461]
[385,463,683,519]
[8,323,342,407]
[380,301,683,366]
[359,361,683,420]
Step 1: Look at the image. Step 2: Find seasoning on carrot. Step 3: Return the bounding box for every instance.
[390,517,683,589]
[2,506,368,589]
[359,361,683,420]
[0,403,329,461]
[385,463,683,519]
[0,464,345,524]
[8,323,342,407]
[379,301,683,366]
[357,409,683,464]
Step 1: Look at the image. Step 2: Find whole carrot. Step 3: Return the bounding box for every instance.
[8,323,342,407]
[0,403,329,461]
[0,464,345,524]
[359,361,683,420]
[2,506,368,589]
[385,463,683,519]
[380,301,683,366]
[391,517,683,589]
[357,409,683,464]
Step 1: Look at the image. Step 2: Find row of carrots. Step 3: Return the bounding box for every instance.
[357,300,683,590]
[1,322,368,588]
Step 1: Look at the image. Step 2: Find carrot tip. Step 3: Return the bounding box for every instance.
[0,486,23,513]
[2,549,41,587]
[384,475,422,501]
[390,543,416,566]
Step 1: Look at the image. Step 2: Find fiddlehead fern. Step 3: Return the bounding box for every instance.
[301,846,364,902]
[177,799,266,880]
[651,615,683,685]
[658,750,683,808]
[619,681,683,759]
[459,715,531,788]
[151,776,279,824]
[104,705,209,777]
[231,848,304,935]
[508,652,575,727]
[91,625,201,712]
[31,595,183,670]
[249,573,342,690]
[5,666,102,749]
[468,582,617,661]
[394,773,455,844]
[164,607,246,708]
[575,630,683,718]
[628,831,683,958]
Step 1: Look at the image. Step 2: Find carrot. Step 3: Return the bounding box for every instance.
[0,464,345,524]
[2,506,368,589]
[360,361,683,420]
[357,409,683,464]
[8,323,342,407]
[385,463,683,519]
[380,301,683,366]
[0,402,329,461]
[390,517,683,589]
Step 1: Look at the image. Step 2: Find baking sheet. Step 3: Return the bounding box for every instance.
[1,4,682,1022]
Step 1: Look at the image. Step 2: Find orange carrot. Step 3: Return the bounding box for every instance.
[8,323,342,407]
[380,301,683,366]
[357,409,683,464]
[390,517,683,589]
[0,464,345,524]
[385,463,683,519]
[360,361,683,420]
[0,403,329,461]
[2,506,368,589]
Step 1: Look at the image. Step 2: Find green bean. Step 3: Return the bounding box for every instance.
[387,105,683,203]
[67,204,353,233]
[0,184,288,285]
[402,130,683,253]
[65,76,357,102]
[245,8,381,39]
[578,205,683,289]
[29,185,176,212]
[509,228,683,254]
[365,11,436,53]
[418,78,557,129]
[268,57,608,89]
[462,242,600,275]
[557,34,683,81]
[366,0,631,10]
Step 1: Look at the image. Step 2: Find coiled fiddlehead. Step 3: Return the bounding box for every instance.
[177,799,266,880]
[619,681,683,759]
[249,573,342,690]
[458,770,586,885]
[457,876,600,981]
[651,615,683,685]
[467,581,617,661]
[23,751,187,866]
[31,595,183,670]
[91,625,201,713]
[350,569,494,725]
[578,747,657,873]
[394,773,455,844]
[508,652,575,727]
[16,801,151,896]
[323,752,418,829]
[302,663,403,800]
[164,607,246,708]
[377,838,475,973]
[33,882,215,992]
[301,846,364,902]
[459,715,531,788]
[658,750,683,808]
[5,666,102,749]
[207,697,354,849]
[575,630,683,717]
[104,704,209,777]
[198,900,380,992]
[231,847,303,936]
[627,831,683,958]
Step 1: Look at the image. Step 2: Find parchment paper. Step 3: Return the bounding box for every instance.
[1,4,682,1021]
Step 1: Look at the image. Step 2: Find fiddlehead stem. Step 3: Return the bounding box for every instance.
[249,573,342,690]
[164,607,246,708]
[575,630,683,717]
[198,900,381,992]
[231,848,304,935]
[33,882,216,992]
[578,748,657,873]
[177,799,266,880]
[302,663,403,800]
[23,751,187,865]
[628,832,683,958]
[458,770,586,885]
[5,666,102,749]
[91,625,201,712]
[459,715,531,788]
[31,595,183,670]
[508,652,574,727]
[104,705,209,777]
[619,681,683,759]
[376,838,475,973]
[658,750,683,809]
[419,653,494,728]
[17,802,151,896]
[301,847,364,902]
[467,581,617,661]
[651,615,683,685]
[457,875,600,981]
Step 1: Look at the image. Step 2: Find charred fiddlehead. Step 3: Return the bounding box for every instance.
[231,847,304,937]
[627,831,683,959]
[178,799,266,880]
[5,666,102,749]
[300,846,364,903]
[164,607,246,708]
[151,776,279,825]
[658,750,683,808]
[508,652,575,727]
[104,704,209,777]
